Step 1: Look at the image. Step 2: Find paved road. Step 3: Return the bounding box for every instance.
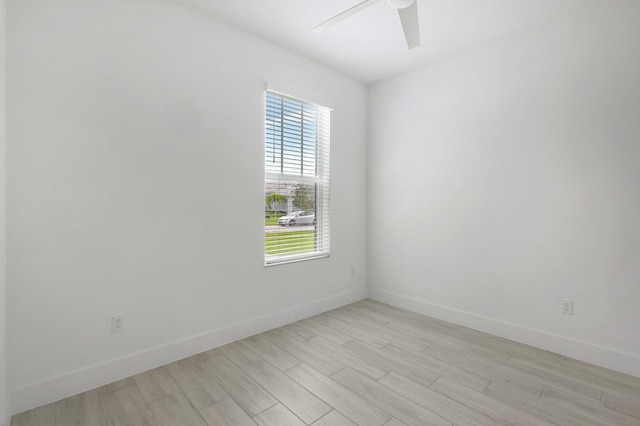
[265,225,314,233]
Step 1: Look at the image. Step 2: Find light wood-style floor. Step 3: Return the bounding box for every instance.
[11,299,640,425]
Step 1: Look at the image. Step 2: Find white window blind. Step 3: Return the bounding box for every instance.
[264,90,331,265]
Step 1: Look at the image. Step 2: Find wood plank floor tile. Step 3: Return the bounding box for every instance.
[133,367,182,404]
[331,367,452,426]
[99,385,157,426]
[321,309,359,323]
[252,404,305,426]
[165,357,229,410]
[430,376,555,426]
[357,300,457,332]
[95,377,138,399]
[557,356,640,391]
[483,380,601,426]
[378,371,496,426]
[148,392,207,426]
[352,319,429,352]
[198,352,277,416]
[541,387,640,425]
[282,321,317,341]
[312,410,357,426]
[10,402,56,426]
[264,328,344,375]
[307,336,389,380]
[199,398,257,426]
[384,419,408,426]
[319,316,390,348]
[243,334,301,371]
[453,327,520,357]
[338,305,394,326]
[189,348,220,363]
[511,345,564,365]
[501,351,607,401]
[384,321,469,354]
[286,363,392,426]
[603,392,640,419]
[342,339,440,387]
[219,341,331,424]
[511,350,640,401]
[299,317,354,345]
[423,345,546,397]
[543,384,604,409]
[54,389,106,426]
[382,343,490,391]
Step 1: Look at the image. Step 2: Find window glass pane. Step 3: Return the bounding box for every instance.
[264,91,330,265]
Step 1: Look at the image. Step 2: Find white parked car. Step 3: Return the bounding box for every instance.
[278,211,316,226]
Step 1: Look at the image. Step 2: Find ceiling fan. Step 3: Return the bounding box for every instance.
[312,0,420,49]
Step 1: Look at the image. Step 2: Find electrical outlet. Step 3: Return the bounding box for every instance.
[111,314,124,332]
[560,299,574,315]
[350,266,356,277]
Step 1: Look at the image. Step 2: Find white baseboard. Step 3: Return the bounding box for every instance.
[369,288,640,379]
[11,288,367,415]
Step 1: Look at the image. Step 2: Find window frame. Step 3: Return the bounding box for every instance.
[264,87,331,266]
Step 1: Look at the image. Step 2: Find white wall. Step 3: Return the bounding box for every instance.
[368,0,640,377]
[8,0,367,413]
[0,0,7,422]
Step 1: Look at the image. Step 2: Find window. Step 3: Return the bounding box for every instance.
[264,89,331,265]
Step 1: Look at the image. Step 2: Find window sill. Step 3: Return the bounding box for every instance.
[264,253,330,267]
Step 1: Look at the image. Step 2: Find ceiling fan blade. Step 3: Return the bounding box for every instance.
[312,0,381,34]
[397,1,420,49]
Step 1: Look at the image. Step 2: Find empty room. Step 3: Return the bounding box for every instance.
[1,0,640,425]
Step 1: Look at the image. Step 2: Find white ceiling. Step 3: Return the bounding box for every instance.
[185,0,603,83]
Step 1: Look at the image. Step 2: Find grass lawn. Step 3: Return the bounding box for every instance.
[265,230,315,255]
[265,216,280,226]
